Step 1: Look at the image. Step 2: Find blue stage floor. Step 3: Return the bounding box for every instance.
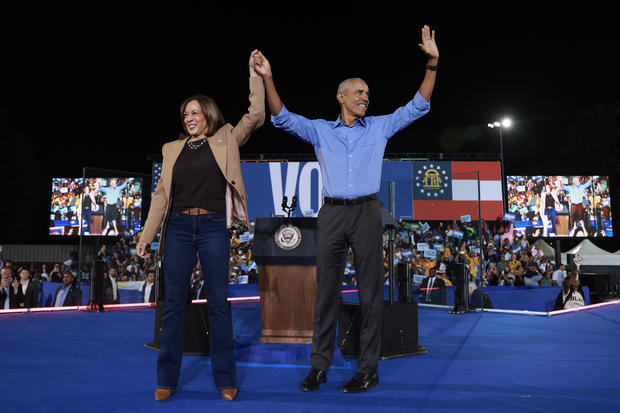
[1,302,620,412]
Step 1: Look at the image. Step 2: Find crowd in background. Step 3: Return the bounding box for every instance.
[375,217,569,289]
[3,214,581,310]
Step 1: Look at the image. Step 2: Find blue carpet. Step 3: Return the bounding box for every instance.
[1,302,620,412]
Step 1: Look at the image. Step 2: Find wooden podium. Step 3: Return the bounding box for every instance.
[253,217,318,344]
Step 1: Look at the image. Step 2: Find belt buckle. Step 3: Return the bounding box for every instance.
[342,198,354,206]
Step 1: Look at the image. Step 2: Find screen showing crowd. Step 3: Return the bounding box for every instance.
[50,178,142,236]
[506,176,612,238]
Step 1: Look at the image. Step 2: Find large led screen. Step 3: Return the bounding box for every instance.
[50,178,142,236]
[506,176,612,237]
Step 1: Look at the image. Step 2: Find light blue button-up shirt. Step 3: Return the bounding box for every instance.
[561,180,592,205]
[99,182,127,206]
[271,92,430,198]
[54,286,70,307]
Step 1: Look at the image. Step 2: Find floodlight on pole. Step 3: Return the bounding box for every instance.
[488,118,512,215]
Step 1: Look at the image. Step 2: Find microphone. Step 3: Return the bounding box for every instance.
[281,196,288,210]
[291,196,297,210]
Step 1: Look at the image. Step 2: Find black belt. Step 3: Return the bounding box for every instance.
[323,193,377,206]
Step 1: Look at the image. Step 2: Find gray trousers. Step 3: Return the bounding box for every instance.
[311,199,384,374]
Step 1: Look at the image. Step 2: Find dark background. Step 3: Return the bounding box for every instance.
[2,9,618,252]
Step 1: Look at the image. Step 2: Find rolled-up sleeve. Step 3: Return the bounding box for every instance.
[271,104,317,145]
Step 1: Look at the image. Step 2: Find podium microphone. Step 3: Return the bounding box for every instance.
[281,196,288,210]
[290,195,297,211]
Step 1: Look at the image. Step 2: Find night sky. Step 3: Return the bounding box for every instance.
[2,10,618,251]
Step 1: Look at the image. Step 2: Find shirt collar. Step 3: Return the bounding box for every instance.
[332,114,367,128]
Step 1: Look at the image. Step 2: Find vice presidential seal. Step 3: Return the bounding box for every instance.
[275,224,302,250]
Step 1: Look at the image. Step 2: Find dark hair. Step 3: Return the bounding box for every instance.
[178,95,226,139]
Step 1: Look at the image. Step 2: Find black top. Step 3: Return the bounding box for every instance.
[171,138,227,212]
[545,193,554,208]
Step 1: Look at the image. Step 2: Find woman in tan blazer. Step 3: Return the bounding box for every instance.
[137,50,265,402]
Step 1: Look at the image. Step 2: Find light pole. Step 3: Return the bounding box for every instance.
[488,118,511,215]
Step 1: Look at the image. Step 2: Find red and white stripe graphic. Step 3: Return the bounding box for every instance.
[413,161,504,220]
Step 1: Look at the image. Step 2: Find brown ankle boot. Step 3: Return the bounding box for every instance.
[154,388,172,401]
[220,388,238,400]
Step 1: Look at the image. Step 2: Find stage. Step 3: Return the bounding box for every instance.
[1,300,620,412]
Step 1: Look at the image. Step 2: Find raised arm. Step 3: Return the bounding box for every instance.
[417,25,439,102]
[230,50,266,146]
[253,52,318,145]
[253,51,283,116]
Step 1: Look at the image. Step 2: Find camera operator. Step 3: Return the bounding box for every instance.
[1,267,18,309]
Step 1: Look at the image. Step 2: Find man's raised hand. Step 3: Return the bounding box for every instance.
[253,51,272,78]
[418,25,439,61]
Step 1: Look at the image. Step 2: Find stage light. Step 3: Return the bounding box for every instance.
[488,117,514,215]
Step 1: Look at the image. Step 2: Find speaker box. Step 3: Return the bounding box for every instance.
[89,259,106,311]
[579,273,610,304]
[338,301,426,360]
[397,262,412,303]
[144,301,211,355]
[453,262,468,313]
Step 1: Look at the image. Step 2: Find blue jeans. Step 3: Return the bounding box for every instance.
[545,208,557,234]
[157,211,236,391]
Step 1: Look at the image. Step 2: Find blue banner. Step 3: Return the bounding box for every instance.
[241,160,414,220]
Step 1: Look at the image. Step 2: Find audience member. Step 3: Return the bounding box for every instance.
[1,267,17,309]
[190,270,206,299]
[15,267,39,308]
[553,276,585,310]
[413,268,446,305]
[469,281,493,309]
[141,270,156,303]
[539,269,554,286]
[523,263,543,287]
[552,264,567,287]
[40,264,50,282]
[49,264,63,283]
[103,267,120,304]
[53,272,82,307]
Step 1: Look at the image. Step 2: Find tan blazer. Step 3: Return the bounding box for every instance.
[139,76,265,248]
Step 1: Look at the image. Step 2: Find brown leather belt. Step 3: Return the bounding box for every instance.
[180,208,217,215]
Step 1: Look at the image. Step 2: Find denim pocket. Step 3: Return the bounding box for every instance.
[211,212,226,223]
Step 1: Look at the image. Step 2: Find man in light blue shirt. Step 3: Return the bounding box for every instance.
[557,176,592,231]
[97,178,127,236]
[253,25,439,393]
